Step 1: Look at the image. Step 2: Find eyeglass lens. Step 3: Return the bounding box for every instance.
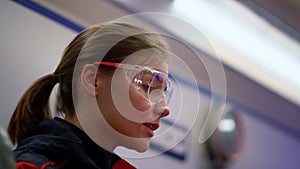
[131,70,170,103]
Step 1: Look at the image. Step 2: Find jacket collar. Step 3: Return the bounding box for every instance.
[16,118,123,169]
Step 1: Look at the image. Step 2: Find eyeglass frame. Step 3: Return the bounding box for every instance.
[93,61,173,104]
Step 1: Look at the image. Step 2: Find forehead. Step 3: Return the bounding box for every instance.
[122,49,168,74]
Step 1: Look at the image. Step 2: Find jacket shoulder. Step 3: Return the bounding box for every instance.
[14,149,63,169]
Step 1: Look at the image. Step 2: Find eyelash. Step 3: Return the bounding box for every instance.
[142,84,154,93]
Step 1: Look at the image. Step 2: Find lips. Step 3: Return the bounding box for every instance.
[143,122,159,137]
[143,123,159,131]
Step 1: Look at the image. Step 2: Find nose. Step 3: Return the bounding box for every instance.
[159,106,170,118]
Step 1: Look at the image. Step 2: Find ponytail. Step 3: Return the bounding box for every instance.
[7,73,58,145]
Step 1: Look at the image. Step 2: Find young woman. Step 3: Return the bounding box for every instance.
[7,22,171,169]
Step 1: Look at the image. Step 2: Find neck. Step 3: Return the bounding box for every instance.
[65,108,118,152]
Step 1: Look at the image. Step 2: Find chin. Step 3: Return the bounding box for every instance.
[127,137,151,153]
[135,145,149,153]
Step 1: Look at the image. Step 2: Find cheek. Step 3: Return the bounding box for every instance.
[96,87,150,138]
[129,86,151,111]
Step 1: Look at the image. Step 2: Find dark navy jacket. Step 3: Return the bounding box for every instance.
[14,118,135,169]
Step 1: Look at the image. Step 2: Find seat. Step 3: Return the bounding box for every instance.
[0,126,16,169]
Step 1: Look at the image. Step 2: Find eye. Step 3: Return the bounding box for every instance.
[140,83,157,93]
[133,77,153,93]
[146,84,155,93]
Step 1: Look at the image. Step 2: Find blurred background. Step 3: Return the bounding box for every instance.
[1,0,300,168]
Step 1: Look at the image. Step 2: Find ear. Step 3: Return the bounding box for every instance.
[80,64,101,96]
